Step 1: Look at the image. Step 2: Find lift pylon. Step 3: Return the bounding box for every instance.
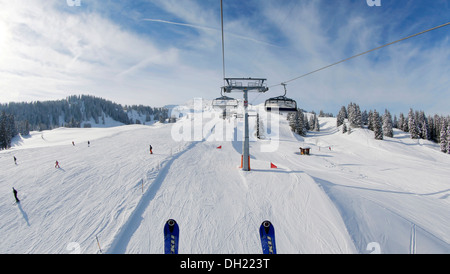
[223,78,268,171]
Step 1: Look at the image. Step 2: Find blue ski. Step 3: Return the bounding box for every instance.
[259,220,277,254]
[164,219,179,254]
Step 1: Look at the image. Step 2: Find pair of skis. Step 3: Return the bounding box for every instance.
[163,219,277,254]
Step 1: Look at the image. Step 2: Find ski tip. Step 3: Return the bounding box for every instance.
[260,220,275,235]
[167,219,177,227]
[164,219,179,234]
[262,220,272,228]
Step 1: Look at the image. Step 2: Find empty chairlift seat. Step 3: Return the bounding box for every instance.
[212,95,238,109]
[264,83,297,113]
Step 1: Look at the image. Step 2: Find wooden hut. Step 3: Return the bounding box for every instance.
[299,147,311,155]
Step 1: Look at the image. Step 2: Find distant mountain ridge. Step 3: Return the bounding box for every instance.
[0,95,169,149]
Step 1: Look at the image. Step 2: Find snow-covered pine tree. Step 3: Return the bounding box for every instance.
[382,109,393,138]
[416,111,429,139]
[433,115,442,143]
[304,114,310,131]
[422,120,430,141]
[362,110,368,126]
[287,110,306,136]
[347,103,354,127]
[368,110,373,131]
[307,113,320,132]
[7,113,16,146]
[337,106,347,127]
[309,114,315,131]
[296,109,306,136]
[0,111,17,150]
[393,114,398,129]
[347,103,354,121]
[288,112,296,132]
[440,122,448,153]
[427,115,435,141]
[408,108,419,139]
[398,113,405,131]
[346,103,362,128]
[17,120,30,136]
[447,125,450,154]
[373,110,383,140]
[403,116,409,132]
[435,116,441,141]
[314,115,320,132]
[255,113,261,139]
[415,111,423,138]
[0,111,7,150]
[354,104,362,128]
[255,112,265,139]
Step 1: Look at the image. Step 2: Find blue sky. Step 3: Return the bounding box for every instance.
[0,0,449,116]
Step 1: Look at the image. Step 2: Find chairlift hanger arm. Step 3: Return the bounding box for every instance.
[281,83,287,96]
[223,77,269,93]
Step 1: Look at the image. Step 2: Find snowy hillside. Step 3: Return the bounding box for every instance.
[1,103,449,254]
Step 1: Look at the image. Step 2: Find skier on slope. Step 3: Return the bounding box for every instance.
[55,160,60,168]
[149,145,153,154]
[12,187,20,203]
[14,156,17,165]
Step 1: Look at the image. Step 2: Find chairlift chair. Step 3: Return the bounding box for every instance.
[212,88,238,109]
[264,83,297,112]
[212,96,238,108]
[213,88,239,119]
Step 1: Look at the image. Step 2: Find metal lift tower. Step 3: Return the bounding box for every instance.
[223,78,268,171]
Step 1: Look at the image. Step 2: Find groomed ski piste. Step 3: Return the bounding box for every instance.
[1,100,449,254]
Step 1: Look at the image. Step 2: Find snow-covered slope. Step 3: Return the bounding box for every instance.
[296,118,450,253]
[1,104,449,254]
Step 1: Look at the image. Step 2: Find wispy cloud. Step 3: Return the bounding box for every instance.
[0,0,204,105]
[254,0,450,115]
[0,0,448,115]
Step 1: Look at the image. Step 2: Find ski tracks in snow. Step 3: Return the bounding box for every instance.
[106,141,199,253]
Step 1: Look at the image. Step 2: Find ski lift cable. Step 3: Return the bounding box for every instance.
[269,21,450,88]
[220,0,226,85]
